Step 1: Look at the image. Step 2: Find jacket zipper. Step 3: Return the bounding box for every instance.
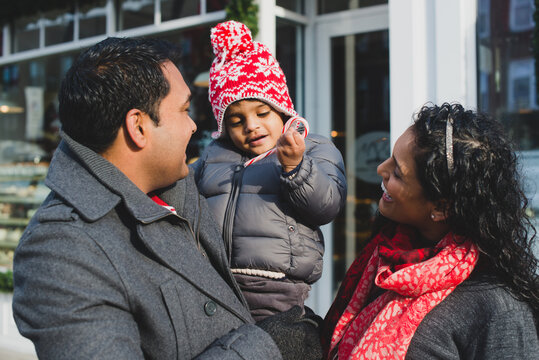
[223,164,245,264]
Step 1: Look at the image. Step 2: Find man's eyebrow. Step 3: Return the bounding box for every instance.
[182,94,193,107]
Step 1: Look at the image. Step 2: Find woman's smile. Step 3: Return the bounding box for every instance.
[381,182,393,202]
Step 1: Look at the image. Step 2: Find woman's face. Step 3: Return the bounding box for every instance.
[377,127,436,232]
[224,100,284,156]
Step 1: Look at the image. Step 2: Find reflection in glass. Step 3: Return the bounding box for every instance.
[330,30,389,294]
[477,0,537,151]
[118,0,154,30]
[318,0,387,15]
[206,0,229,12]
[276,20,301,111]
[44,8,75,46]
[161,0,199,21]
[277,0,305,13]
[154,26,217,162]
[12,16,40,53]
[79,0,107,39]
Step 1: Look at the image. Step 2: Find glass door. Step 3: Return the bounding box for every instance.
[311,5,389,312]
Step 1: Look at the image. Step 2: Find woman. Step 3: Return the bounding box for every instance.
[322,103,539,359]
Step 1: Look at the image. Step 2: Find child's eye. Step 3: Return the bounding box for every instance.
[228,118,242,127]
[258,111,270,118]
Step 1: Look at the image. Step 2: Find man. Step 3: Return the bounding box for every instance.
[12,37,321,359]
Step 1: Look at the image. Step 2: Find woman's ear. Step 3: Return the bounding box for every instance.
[124,108,148,149]
[430,200,450,222]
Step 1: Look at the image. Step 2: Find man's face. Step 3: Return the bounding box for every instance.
[146,61,196,189]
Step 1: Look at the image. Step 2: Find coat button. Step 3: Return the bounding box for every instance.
[288,225,295,232]
[204,301,217,316]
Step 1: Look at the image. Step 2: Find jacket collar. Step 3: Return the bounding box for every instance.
[46,132,172,223]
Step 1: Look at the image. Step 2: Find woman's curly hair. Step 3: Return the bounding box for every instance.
[410,103,539,322]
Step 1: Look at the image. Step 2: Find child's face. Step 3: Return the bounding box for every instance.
[224,100,284,156]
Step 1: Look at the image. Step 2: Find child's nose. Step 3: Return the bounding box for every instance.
[244,117,260,132]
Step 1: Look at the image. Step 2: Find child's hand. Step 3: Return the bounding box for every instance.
[277,120,306,173]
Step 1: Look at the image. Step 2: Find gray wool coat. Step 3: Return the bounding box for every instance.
[12,133,282,360]
[191,134,346,282]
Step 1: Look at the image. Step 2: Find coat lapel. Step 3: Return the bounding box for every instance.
[136,220,251,323]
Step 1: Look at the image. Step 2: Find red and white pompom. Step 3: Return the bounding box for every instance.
[210,20,253,62]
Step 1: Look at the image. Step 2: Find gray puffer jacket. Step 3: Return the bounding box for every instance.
[191,134,346,283]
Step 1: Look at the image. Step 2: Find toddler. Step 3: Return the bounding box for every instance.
[191,21,347,321]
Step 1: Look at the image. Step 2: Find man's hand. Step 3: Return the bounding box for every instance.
[277,119,306,173]
[256,306,323,360]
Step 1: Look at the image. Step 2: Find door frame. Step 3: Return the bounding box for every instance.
[304,4,389,315]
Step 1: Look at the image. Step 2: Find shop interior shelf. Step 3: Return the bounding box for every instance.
[0,218,30,227]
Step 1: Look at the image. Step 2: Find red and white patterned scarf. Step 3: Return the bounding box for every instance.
[328,224,478,360]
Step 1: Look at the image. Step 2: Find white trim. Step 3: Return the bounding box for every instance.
[106,0,115,36]
[389,0,477,148]
[275,6,309,25]
[200,0,207,14]
[256,0,276,54]
[155,0,161,25]
[0,11,226,66]
[74,2,80,41]
[2,24,10,56]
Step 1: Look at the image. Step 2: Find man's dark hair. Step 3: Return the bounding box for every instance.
[59,37,182,153]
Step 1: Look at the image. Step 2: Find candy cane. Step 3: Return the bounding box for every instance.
[243,116,309,167]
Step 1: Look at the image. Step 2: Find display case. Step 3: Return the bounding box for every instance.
[0,163,49,268]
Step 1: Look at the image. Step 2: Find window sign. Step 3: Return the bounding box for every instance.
[24,87,44,140]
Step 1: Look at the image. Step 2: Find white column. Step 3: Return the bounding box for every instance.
[255,0,276,54]
[434,0,477,107]
[106,0,116,35]
[2,24,10,56]
[389,0,477,147]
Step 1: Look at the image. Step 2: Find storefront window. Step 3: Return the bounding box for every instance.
[118,0,155,30]
[11,15,40,53]
[277,0,305,13]
[79,0,108,39]
[0,22,225,267]
[477,0,537,150]
[207,0,229,12]
[161,0,199,21]
[276,20,302,112]
[330,30,389,293]
[318,0,387,14]
[0,52,76,267]
[476,0,538,223]
[44,7,75,46]
[154,26,217,162]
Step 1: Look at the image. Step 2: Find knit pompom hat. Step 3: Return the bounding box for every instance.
[209,20,298,138]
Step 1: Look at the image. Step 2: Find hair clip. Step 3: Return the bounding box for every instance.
[446,116,454,175]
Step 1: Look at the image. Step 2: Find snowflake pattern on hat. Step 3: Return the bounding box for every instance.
[209,20,297,138]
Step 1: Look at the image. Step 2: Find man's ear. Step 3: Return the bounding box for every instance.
[124,109,148,149]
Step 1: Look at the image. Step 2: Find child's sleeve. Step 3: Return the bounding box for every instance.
[280,135,347,226]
